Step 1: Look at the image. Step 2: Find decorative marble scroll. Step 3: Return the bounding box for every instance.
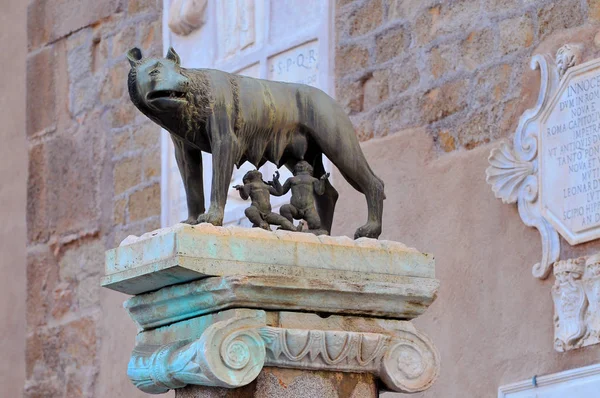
[127,312,440,394]
[486,43,600,279]
[127,313,266,393]
[553,254,600,351]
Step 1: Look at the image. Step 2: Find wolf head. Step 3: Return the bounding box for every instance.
[126,46,190,114]
[126,46,212,135]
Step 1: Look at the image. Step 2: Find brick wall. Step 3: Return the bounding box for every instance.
[335,0,600,152]
[25,0,162,396]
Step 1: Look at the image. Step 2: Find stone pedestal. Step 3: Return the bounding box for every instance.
[175,369,378,398]
[102,224,440,397]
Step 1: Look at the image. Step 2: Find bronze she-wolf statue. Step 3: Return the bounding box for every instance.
[126,47,385,239]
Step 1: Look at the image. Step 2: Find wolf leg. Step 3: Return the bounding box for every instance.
[328,153,384,239]
[310,154,338,234]
[196,115,236,226]
[172,135,205,224]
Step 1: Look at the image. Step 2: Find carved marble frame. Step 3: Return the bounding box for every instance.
[486,44,591,279]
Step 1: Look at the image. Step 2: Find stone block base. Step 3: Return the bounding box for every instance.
[175,368,377,398]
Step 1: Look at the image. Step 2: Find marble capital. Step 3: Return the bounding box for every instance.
[128,309,440,394]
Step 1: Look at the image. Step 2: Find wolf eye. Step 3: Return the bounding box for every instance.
[149,69,159,77]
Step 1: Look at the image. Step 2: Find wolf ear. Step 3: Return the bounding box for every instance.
[166,46,181,65]
[126,47,143,67]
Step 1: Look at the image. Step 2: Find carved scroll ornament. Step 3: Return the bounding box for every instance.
[127,314,440,394]
[486,43,587,279]
[128,313,266,393]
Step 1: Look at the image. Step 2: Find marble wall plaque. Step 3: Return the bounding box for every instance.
[268,40,319,87]
[540,63,600,245]
[485,44,600,279]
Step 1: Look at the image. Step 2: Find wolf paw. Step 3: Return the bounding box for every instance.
[196,210,224,226]
[181,216,200,225]
[354,222,382,239]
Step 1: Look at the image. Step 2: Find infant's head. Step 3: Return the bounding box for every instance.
[242,170,263,184]
[293,161,313,176]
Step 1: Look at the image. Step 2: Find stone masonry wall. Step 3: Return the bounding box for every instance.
[25,0,162,396]
[335,0,600,152]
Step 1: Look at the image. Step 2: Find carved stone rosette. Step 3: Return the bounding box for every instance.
[486,43,588,280]
[553,254,600,351]
[126,310,440,394]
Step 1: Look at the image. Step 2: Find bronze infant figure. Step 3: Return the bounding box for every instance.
[233,170,297,232]
[271,161,330,235]
[126,46,385,238]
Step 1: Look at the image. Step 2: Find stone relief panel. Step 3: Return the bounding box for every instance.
[268,40,319,87]
[268,0,326,42]
[552,258,587,352]
[217,0,256,60]
[168,0,208,36]
[553,253,600,351]
[486,43,600,279]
